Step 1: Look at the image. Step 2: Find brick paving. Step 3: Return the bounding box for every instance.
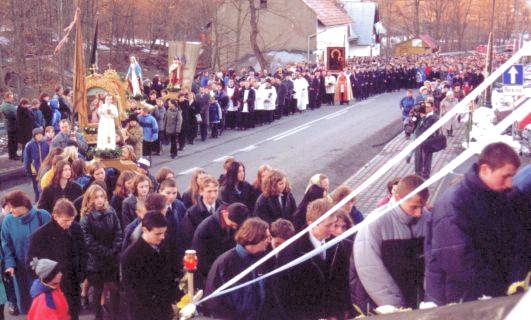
[344,125,466,214]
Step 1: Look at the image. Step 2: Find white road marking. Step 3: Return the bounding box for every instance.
[273,125,311,141]
[325,110,349,120]
[213,155,231,162]
[238,145,257,152]
[178,167,200,175]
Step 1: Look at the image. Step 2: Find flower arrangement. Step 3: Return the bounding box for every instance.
[87,147,123,160]
[84,126,98,135]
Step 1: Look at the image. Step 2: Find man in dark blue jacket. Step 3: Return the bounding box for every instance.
[399,89,415,120]
[425,142,527,306]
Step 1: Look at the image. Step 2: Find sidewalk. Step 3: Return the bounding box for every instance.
[0,154,25,182]
[344,125,466,214]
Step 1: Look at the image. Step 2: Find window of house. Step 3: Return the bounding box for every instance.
[260,0,267,9]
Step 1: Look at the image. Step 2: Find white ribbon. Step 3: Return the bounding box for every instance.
[197,43,530,305]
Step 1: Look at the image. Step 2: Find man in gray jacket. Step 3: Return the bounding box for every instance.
[51,119,88,154]
[350,175,430,311]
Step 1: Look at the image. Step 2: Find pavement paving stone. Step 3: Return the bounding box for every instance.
[345,124,466,214]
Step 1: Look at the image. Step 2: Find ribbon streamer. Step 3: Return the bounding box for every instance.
[200,98,530,303]
[54,7,81,56]
[198,42,530,304]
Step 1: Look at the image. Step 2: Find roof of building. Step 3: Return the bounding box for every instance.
[301,0,352,27]
[418,34,438,49]
[342,0,377,46]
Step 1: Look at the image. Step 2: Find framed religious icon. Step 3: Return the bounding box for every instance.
[83,69,129,144]
[327,47,345,72]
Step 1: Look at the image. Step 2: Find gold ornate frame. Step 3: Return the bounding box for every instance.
[83,69,129,144]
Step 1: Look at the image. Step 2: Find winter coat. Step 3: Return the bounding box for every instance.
[219,181,256,212]
[253,192,297,224]
[80,208,122,276]
[440,97,458,131]
[51,131,88,153]
[424,164,529,305]
[138,114,159,142]
[120,195,139,229]
[153,106,166,132]
[178,100,192,134]
[353,205,429,308]
[27,219,87,296]
[31,108,45,128]
[40,100,52,126]
[277,233,349,319]
[1,208,51,313]
[204,245,268,320]
[110,194,127,229]
[192,209,237,286]
[163,107,183,135]
[1,101,17,132]
[23,139,50,176]
[198,93,211,125]
[209,102,222,124]
[399,96,415,119]
[181,198,224,249]
[49,99,62,133]
[121,237,176,320]
[38,182,83,214]
[28,280,70,320]
[16,106,35,145]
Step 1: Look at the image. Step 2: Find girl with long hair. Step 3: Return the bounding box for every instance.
[110,170,137,227]
[120,174,152,228]
[38,159,83,213]
[253,169,297,223]
[220,161,255,210]
[79,185,121,320]
[181,168,206,208]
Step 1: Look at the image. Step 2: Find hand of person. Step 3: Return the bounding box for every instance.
[5,268,14,277]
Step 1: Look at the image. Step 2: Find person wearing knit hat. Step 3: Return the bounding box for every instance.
[28,258,69,320]
[23,126,50,201]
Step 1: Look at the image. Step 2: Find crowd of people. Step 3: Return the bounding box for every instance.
[1,52,493,166]
[0,51,528,320]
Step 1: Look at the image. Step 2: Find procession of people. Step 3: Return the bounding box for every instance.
[0,50,529,320]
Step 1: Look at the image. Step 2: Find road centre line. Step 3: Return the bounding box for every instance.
[325,110,349,120]
[273,125,311,141]
[213,155,232,162]
[178,166,200,175]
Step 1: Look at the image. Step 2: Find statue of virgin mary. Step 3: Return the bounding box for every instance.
[126,56,143,97]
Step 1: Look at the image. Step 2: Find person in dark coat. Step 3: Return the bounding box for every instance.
[414,101,439,179]
[292,184,325,231]
[121,212,176,320]
[23,128,50,201]
[219,161,256,211]
[254,169,297,224]
[38,160,83,214]
[425,143,528,306]
[1,91,19,160]
[109,170,137,228]
[177,93,191,150]
[79,184,122,320]
[192,203,250,287]
[181,175,223,248]
[204,218,271,320]
[277,199,344,319]
[163,99,183,159]
[120,174,152,228]
[197,88,211,141]
[27,199,87,320]
[16,99,35,151]
[39,93,52,127]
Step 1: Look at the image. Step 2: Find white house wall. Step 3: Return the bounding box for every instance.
[316,25,350,57]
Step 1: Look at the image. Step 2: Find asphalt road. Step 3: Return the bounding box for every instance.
[1,90,405,202]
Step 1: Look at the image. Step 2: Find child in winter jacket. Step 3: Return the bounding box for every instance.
[28,258,69,320]
[49,99,62,133]
[208,97,222,138]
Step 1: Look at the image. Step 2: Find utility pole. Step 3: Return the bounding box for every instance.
[484,0,496,108]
